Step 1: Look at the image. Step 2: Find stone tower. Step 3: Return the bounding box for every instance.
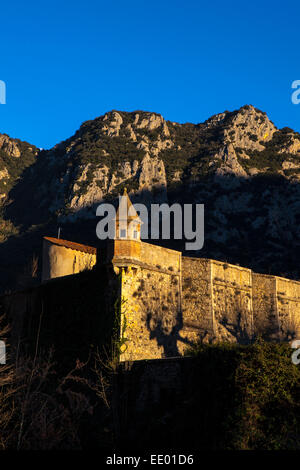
[102,189,183,361]
[115,188,142,241]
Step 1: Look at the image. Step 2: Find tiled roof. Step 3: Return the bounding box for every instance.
[43,237,97,255]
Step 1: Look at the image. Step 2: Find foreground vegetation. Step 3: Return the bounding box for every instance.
[1,311,300,450]
[184,340,300,450]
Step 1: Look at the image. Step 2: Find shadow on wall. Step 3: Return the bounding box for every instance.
[145,309,195,358]
[219,311,253,345]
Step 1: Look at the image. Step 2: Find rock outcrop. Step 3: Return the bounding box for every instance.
[2,104,300,292]
[0,134,21,157]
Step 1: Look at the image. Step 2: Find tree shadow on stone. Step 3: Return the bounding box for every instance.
[219,311,254,345]
[146,309,195,357]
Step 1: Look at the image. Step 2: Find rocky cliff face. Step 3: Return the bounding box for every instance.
[13,105,300,216]
[0,135,21,157]
[0,134,38,203]
[1,105,300,292]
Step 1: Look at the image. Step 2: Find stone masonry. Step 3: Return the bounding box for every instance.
[38,190,300,361]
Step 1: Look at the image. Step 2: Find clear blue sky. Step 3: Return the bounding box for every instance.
[1,0,300,149]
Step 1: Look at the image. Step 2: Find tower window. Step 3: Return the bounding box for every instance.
[133,230,138,239]
[120,229,126,238]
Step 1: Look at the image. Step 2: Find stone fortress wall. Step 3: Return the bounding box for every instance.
[119,255,300,361]
[40,233,300,362]
[111,238,182,361]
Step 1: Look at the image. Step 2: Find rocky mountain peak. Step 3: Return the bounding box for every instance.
[27,105,300,222]
[2,105,300,292]
[98,110,171,139]
[206,105,277,152]
[226,105,277,150]
[102,111,123,137]
[0,134,21,157]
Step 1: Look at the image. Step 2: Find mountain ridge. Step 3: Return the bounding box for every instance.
[1,104,300,292]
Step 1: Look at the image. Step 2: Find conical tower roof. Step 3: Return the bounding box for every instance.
[116,188,142,222]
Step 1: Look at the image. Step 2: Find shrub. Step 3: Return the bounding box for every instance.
[185,340,300,450]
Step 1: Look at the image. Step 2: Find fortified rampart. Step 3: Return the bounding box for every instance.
[117,255,300,361]
[180,258,300,347]
[2,239,300,364]
[99,237,182,361]
[2,190,300,364]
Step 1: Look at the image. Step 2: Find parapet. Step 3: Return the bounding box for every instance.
[98,238,181,275]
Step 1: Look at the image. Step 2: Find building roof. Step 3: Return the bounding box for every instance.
[43,237,97,255]
[116,188,142,223]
